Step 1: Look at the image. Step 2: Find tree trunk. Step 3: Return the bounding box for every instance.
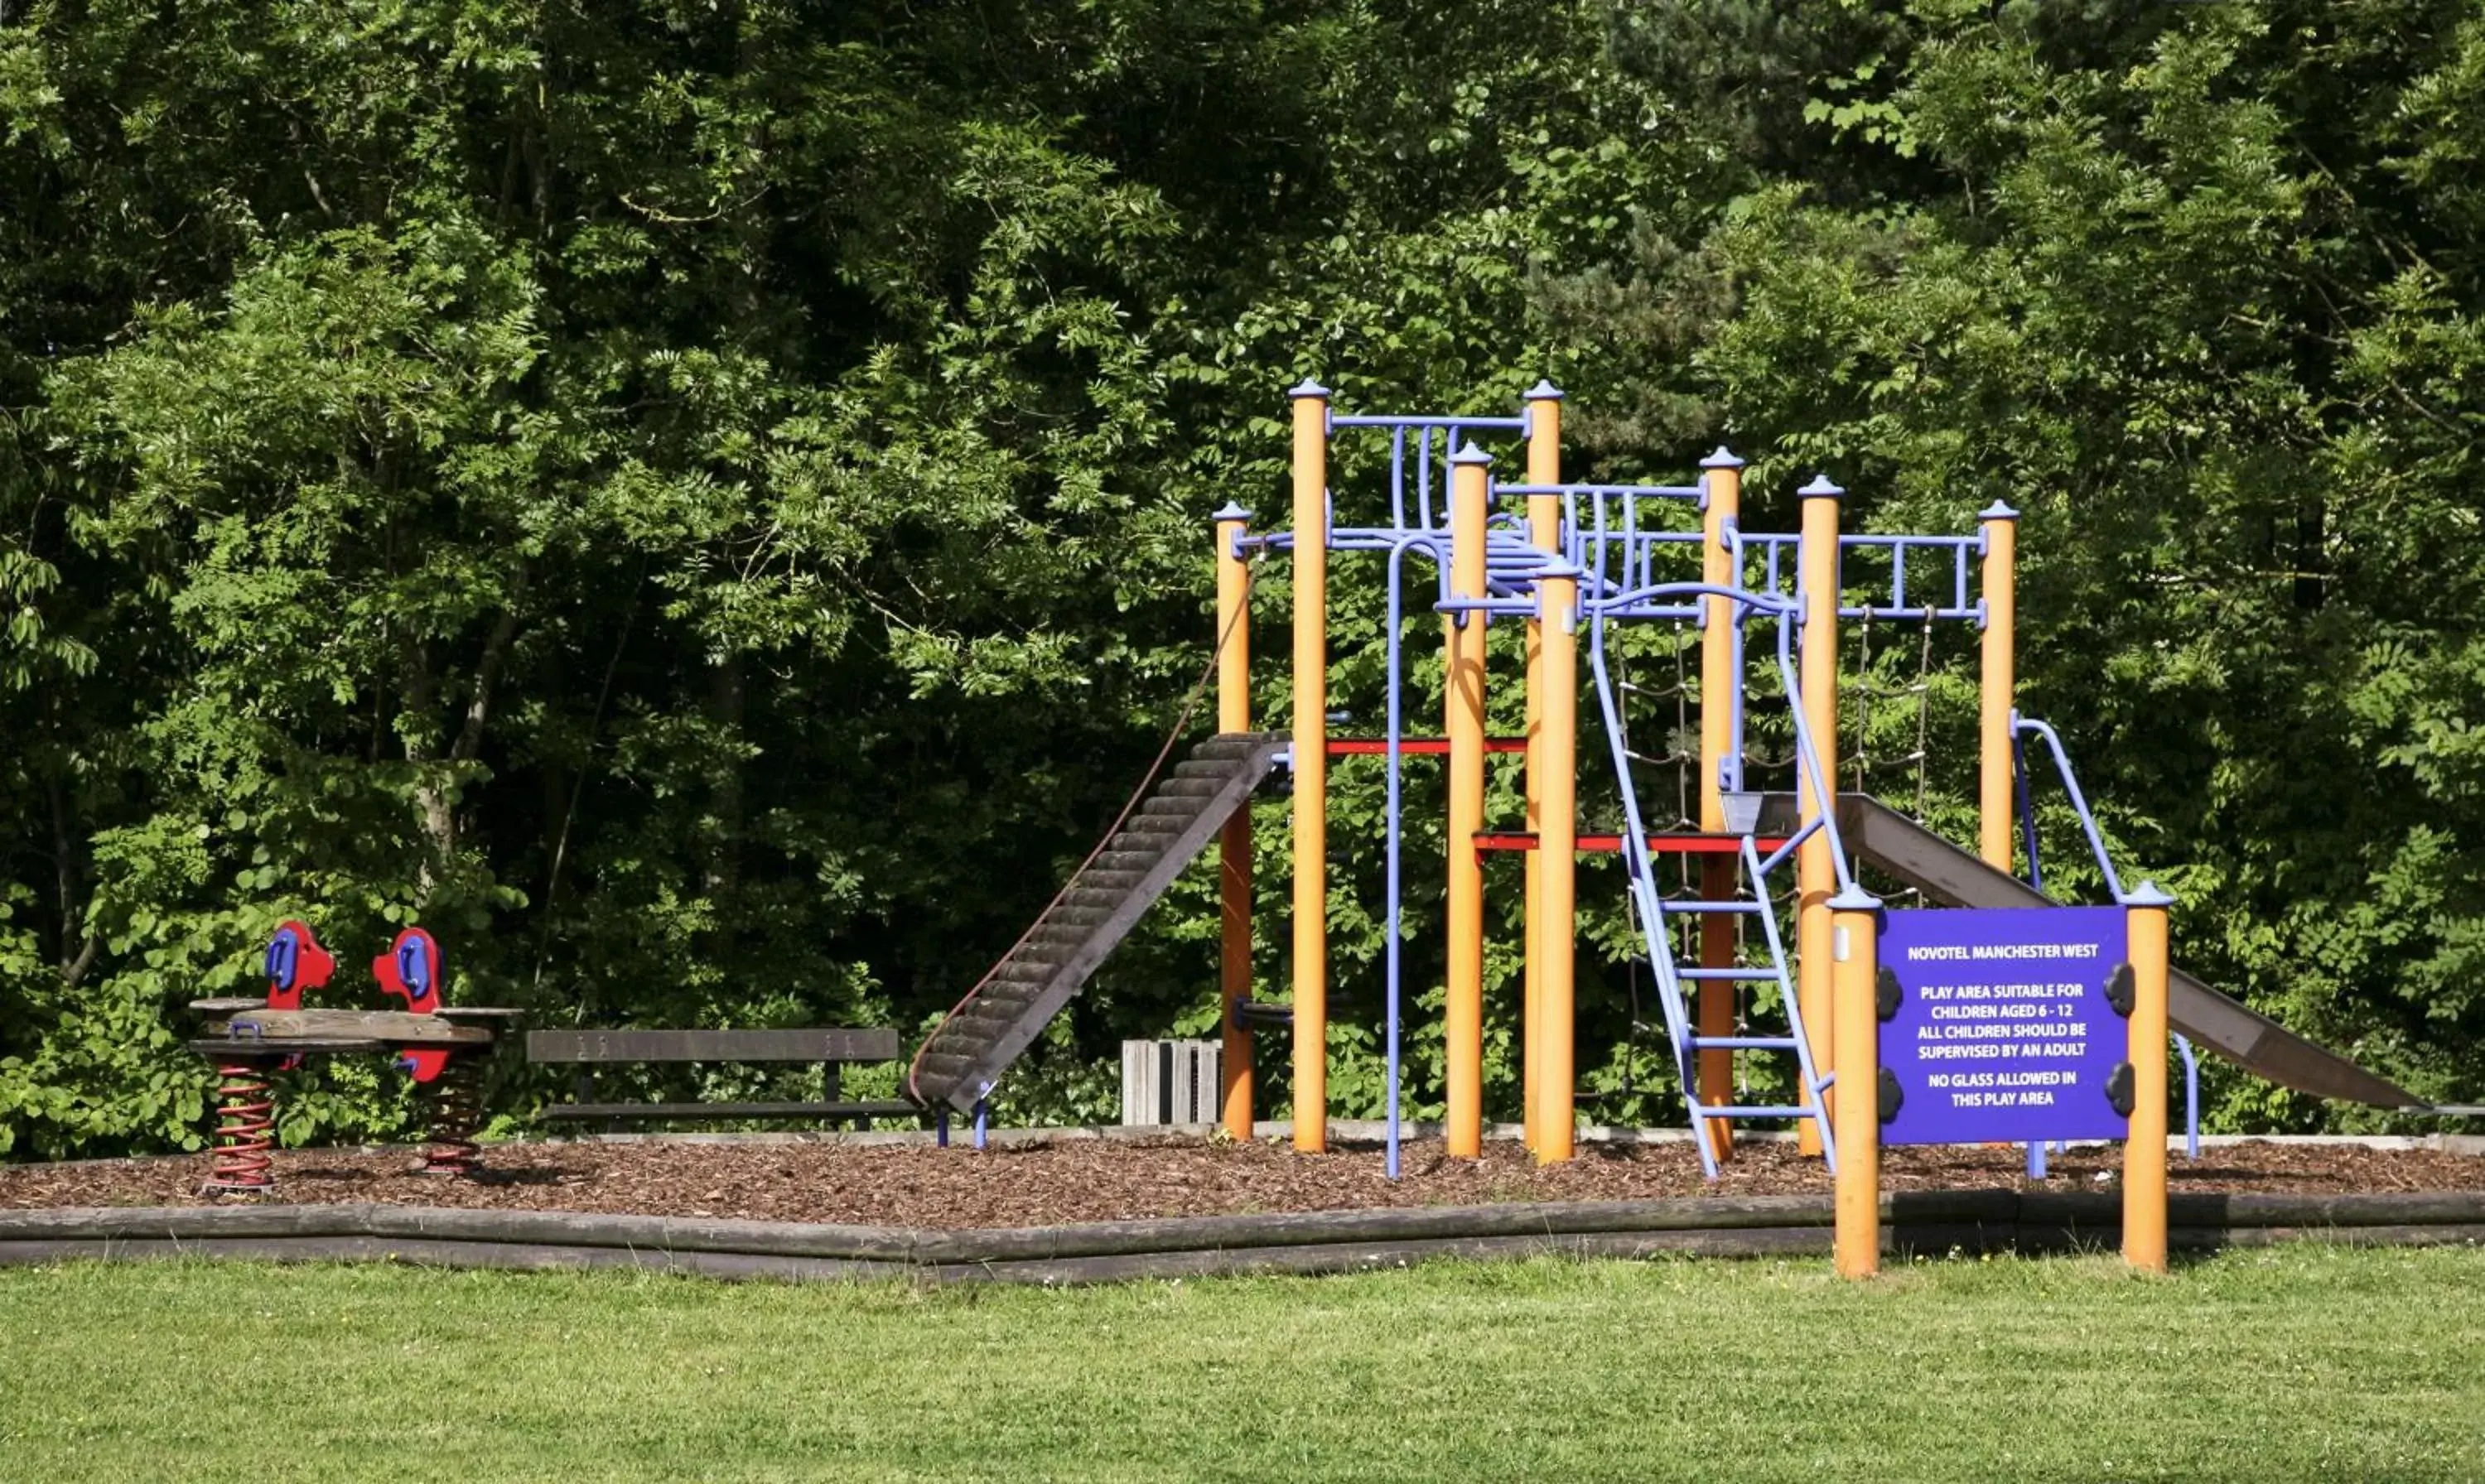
[707,653,745,895]
[403,572,528,904]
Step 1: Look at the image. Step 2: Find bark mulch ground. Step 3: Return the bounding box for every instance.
[2,1136,2478,1229]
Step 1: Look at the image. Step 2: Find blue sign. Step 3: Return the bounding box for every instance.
[1878,906,2129,1146]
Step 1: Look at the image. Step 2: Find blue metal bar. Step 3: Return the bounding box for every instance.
[1689,1035,1807,1050]
[1839,533,1983,549]
[1390,426,1407,530]
[2011,715,2128,901]
[1332,413,1528,430]
[1498,481,1703,499]
[2177,1034,2200,1159]
[1585,484,1609,613]
[1623,487,1643,593]
[2013,728,2044,891]
[1383,530,1450,1181]
[935,1109,949,1148]
[1827,533,1982,623]
[1585,580,1801,618]
[1419,426,1435,532]
[1435,596,1538,617]
[1332,527,1443,551]
[1694,1104,1821,1120]
[1728,575,1748,792]
[973,1093,989,1149]
[1754,814,1822,877]
[1596,601,1707,622]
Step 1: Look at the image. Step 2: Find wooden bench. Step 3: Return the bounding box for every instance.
[525,1028,922,1128]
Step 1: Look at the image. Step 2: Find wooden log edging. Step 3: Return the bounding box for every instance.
[0,1190,2478,1284]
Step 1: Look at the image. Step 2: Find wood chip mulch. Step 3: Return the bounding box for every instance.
[2,1137,2478,1229]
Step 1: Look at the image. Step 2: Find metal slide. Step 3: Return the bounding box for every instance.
[1754,792,2422,1110]
[908,731,1288,1115]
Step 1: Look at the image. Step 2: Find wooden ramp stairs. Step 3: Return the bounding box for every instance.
[908,731,1289,1115]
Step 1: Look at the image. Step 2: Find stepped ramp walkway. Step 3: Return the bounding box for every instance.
[909,732,1288,1115]
[1756,791,2422,1111]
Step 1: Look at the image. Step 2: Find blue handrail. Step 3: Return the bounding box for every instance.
[2011,714,2129,903]
[1381,529,1452,1179]
[2010,714,2200,1167]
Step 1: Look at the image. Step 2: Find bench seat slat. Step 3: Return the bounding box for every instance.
[539,1099,921,1122]
[526,1029,900,1064]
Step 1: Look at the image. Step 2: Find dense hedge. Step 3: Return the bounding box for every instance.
[2,2,2479,1154]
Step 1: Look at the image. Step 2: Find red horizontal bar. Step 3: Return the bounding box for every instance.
[1327,737,1529,756]
[1474,832,1791,855]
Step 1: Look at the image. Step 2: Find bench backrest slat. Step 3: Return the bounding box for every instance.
[525,1029,901,1064]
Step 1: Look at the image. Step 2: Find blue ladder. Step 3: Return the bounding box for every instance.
[1588,652,1836,1180]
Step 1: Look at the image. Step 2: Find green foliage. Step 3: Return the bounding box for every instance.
[1549,0,2485,1122]
[1,0,2481,1153]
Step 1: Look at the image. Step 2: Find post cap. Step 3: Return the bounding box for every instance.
[1797,475,1846,500]
[1450,441,1493,467]
[1827,884,1884,913]
[1288,378,1331,399]
[1525,378,1566,402]
[1212,502,1251,523]
[2121,880,2176,908]
[1700,446,1745,470]
[1980,500,2020,521]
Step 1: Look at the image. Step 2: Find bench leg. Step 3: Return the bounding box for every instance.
[574,1068,624,1137]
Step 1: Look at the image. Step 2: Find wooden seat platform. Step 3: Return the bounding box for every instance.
[526,1027,923,1129]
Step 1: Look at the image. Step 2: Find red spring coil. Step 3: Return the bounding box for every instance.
[417,1056,484,1177]
[202,1061,276,1193]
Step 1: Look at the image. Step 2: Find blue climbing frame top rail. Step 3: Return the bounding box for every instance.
[1730,528,1991,622]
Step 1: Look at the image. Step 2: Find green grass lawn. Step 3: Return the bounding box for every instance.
[1,1247,2478,1482]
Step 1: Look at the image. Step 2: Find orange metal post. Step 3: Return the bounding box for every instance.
[1289,381,1329,1154]
[1831,885,1883,1278]
[1214,501,1255,1141]
[1536,556,1580,1164]
[1696,448,1744,1165]
[1795,475,1844,1158]
[2124,883,2174,1273]
[1522,383,1563,1149]
[1980,503,2020,872]
[1445,443,1492,1158]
